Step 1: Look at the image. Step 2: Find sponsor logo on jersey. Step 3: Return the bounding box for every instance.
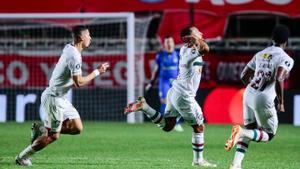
[75,64,81,69]
[262,53,273,61]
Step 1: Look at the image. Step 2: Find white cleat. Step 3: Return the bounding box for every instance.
[15,155,32,166]
[230,164,242,169]
[174,124,184,132]
[192,159,217,168]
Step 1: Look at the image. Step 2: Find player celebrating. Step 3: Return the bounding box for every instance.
[15,26,109,166]
[125,26,217,167]
[225,25,294,169]
[146,36,184,132]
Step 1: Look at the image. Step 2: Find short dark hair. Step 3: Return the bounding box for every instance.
[272,25,289,44]
[72,25,88,41]
[180,26,193,38]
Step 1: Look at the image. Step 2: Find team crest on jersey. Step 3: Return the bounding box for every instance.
[75,64,81,69]
[285,61,290,67]
[191,49,196,55]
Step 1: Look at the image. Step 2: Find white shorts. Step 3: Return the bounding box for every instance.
[165,88,204,125]
[243,87,278,134]
[41,92,80,132]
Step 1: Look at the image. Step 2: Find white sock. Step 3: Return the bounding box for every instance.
[142,103,156,117]
[143,104,165,128]
[241,129,269,142]
[232,137,250,166]
[192,132,204,162]
[18,145,36,158]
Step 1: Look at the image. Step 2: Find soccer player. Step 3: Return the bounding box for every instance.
[125,26,217,167]
[225,25,294,169]
[146,36,184,132]
[15,26,109,166]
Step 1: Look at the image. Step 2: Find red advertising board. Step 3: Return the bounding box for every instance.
[0,55,127,88]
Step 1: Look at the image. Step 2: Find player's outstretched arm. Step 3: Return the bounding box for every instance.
[73,62,109,88]
[240,66,254,85]
[275,67,287,112]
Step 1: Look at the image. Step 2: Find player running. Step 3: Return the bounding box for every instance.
[225,25,294,169]
[146,36,184,132]
[125,26,217,167]
[15,26,109,166]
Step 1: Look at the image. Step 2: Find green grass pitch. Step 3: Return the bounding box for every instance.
[0,122,299,169]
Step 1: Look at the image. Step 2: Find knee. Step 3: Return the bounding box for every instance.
[162,117,176,132]
[72,125,83,135]
[67,119,83,135]
[75,126,83,134]
[267,133,275,141]
[162,123,174,132]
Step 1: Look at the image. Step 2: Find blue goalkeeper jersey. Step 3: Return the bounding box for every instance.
[156,50,179,80]
[156,50,179,100]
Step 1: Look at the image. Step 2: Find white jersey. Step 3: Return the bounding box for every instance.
[172,45,204,97]
[44,44,82,97]
[246,46,294,99]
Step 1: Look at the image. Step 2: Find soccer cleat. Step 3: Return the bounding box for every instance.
[15,155,32,166]
[124,97,146,114]
[31,122,45,144]
[230,164,242,169]
[192,159,217,168]
[174,124,184,132]
[225,125,242,151]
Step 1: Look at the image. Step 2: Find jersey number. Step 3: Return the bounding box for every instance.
[250,69,272,91]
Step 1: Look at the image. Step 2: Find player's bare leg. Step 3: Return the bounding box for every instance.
[31,122,46,144]
[16,118,83,166]
[32,130,60,151]
[61,118,83,135]
[191,124,217,168]
[15,129,59,166]
[162,117,176,132]
[160,98,183,132]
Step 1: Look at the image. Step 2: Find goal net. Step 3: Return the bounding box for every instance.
[0,13,151,123]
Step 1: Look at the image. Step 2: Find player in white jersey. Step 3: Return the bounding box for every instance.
[124,26,217,167]
[16,26,109,166]
[225,25,294,169]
